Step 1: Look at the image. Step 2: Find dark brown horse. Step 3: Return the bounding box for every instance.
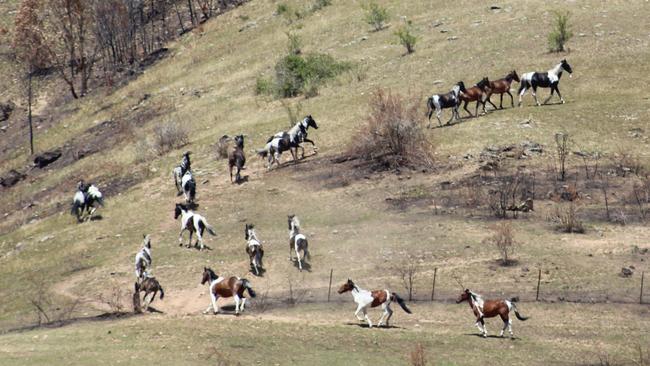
[338,279,411,328]
[484,70,520,110]
[456,289,528,338]
[458,78,490,117]
[133,276,164,313]
[228,135,246,183]
[201,267,256,315]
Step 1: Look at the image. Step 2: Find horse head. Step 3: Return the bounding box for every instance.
[234,135,245,149]
[305,115,318,130]
[456,81,467,94]
[201,267,216,285]
[477,77,490,91]
[174,203,187,219]
[560,59,573,76]
[287,215,295,230]
[143,234,151,249]
[456,289,471,304]
[245,224,255,240]
[337,279,355,294]
[510,70,520,82]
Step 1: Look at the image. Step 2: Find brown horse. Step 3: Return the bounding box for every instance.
[458,78,490,118]
[201,267,256,315]
[133,276,164,313]
[338,279,411,328]
[484,70,520,110]
[456,289,528,338]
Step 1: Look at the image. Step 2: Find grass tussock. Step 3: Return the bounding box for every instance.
[349,88,434,170]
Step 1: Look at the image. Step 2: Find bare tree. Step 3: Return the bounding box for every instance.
[483,222,516,265]
[554,133,570,181]
[392,252,425,301]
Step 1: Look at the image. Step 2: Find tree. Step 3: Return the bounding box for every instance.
[13,0,50,154]
[43,0,99,98]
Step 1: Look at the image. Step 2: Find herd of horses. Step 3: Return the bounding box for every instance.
[426,59,573,127]
[64,60,575,336]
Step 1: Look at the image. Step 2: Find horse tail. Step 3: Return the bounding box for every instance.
[95,196,105,207]
[71,200,81,216]
[242,279,257,298]
[509,299,529,321]
[134,281,140,292]
[304,240,310,260]
[255,248,263,267]
[391,293,412,314]
[426,96,434,120]
[205,222,216,236]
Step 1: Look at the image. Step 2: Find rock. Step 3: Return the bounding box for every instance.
[490,5,501,10]
[432,21,443,28]
[239,21,257,32]
[0,169,26,187]
[447,36,458,41]
[620,267,633,278]
[33,150,62,168]
[0,101,15,122]
[432,80,444,85]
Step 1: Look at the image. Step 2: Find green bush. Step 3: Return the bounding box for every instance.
[274,53,352,98]
[311,0,332,12]
[363,2,389,31]
[255,77,273,95]
[276,3,290,15]
[395,25,417,54]
[548,11,573,52]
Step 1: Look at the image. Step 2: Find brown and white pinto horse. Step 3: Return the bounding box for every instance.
[338,279,411,328]
[201,267,256,315]
[456,289,528,338]
[458,78,490,118]
[484,70,520,110]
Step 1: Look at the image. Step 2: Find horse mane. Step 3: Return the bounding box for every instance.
[205,267,217,280]
[291,216,301,233]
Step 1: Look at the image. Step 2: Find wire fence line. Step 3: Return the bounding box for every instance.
[257,268,648,308]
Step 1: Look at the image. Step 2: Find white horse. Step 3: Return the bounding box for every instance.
[245,224,264,276]
[181,170,196,204]
[174,203,216,250]
[173,151,191,194]
[70,182,104,222]
[288,215,310,271]
[337,279,412,328]
[134,234,152,281]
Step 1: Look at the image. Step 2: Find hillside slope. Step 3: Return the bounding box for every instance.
[1,1,649,365]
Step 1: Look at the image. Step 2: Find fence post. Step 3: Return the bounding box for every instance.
[327,268,333,302]
[536,268,542,301]
[641,271,645,305]
[431,268,437,301]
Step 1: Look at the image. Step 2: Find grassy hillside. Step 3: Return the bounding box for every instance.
[1,0,649,365]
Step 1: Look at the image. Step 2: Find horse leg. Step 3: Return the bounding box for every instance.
[518,86,527,107]
[463,100,472,117]
[229,165,233,183]
[187,231,194,248]
[289,240,293,261]
[385,305,394,326]
[196,230,204,250]
[499,93,504,109]
[507,91,514,108]
[178,228,186,247]
[363,308,373,328]
[241,297,247,312]
[234,294,241,315]
[532,86,540,106]
[556,85,565,104]
[296,247,303,271]
[543,87,555,105]
[437,109,445,127]
[500,313,508,337]
[354,304,365,322]
[480,318,487,337]
[378,303,391,327]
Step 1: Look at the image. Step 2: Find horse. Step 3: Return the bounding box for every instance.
[133,276,164,313]
[257,115,319,169]
[518,59,573,107]
[134,234,152,281]
[484,70,520,110]
[174,203,216,250]
[245,224,264,276]
[228,135,246,183]
[338,279,411,328]
[70,181,104,222]
[288,215,310,271]
[456,289,529,338]
[181,170,196,204]
[173,151,191,194]
[426,82,467,128]
[201,267,256,315]
[458,78,490,118]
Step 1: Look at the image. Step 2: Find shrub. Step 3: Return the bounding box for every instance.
[255,76,273,95]
[311,0,332,12]
[552,202,585,233]
[349,88,434,169]
[274,53,351,98]
[152,120,189,155]
[286,31,302,55]
[276,3,290,15]
[548,11,573,52]
[395,25,417,54]
[363,2,389,31]
[484,222,516,265]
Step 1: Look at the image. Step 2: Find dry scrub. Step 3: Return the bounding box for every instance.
[349,89,434,170]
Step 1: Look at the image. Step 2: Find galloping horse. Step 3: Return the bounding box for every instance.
[258,116,319,169]
[174,203,216,250]
[71,181,104,222]
[181,170,196,204]
[458,78,490,118]
[426,82,467,128]
[245,224,264,276]
[484,70,520,109]
[456,289,529,338]
[288,215,310,271]
[338,279,411,328]
[201,267,256,315]
[518,59,573,107]
[133,276,164,313]
[173,151,192,195]
[134,234,152,281]
[228,135,246,184]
